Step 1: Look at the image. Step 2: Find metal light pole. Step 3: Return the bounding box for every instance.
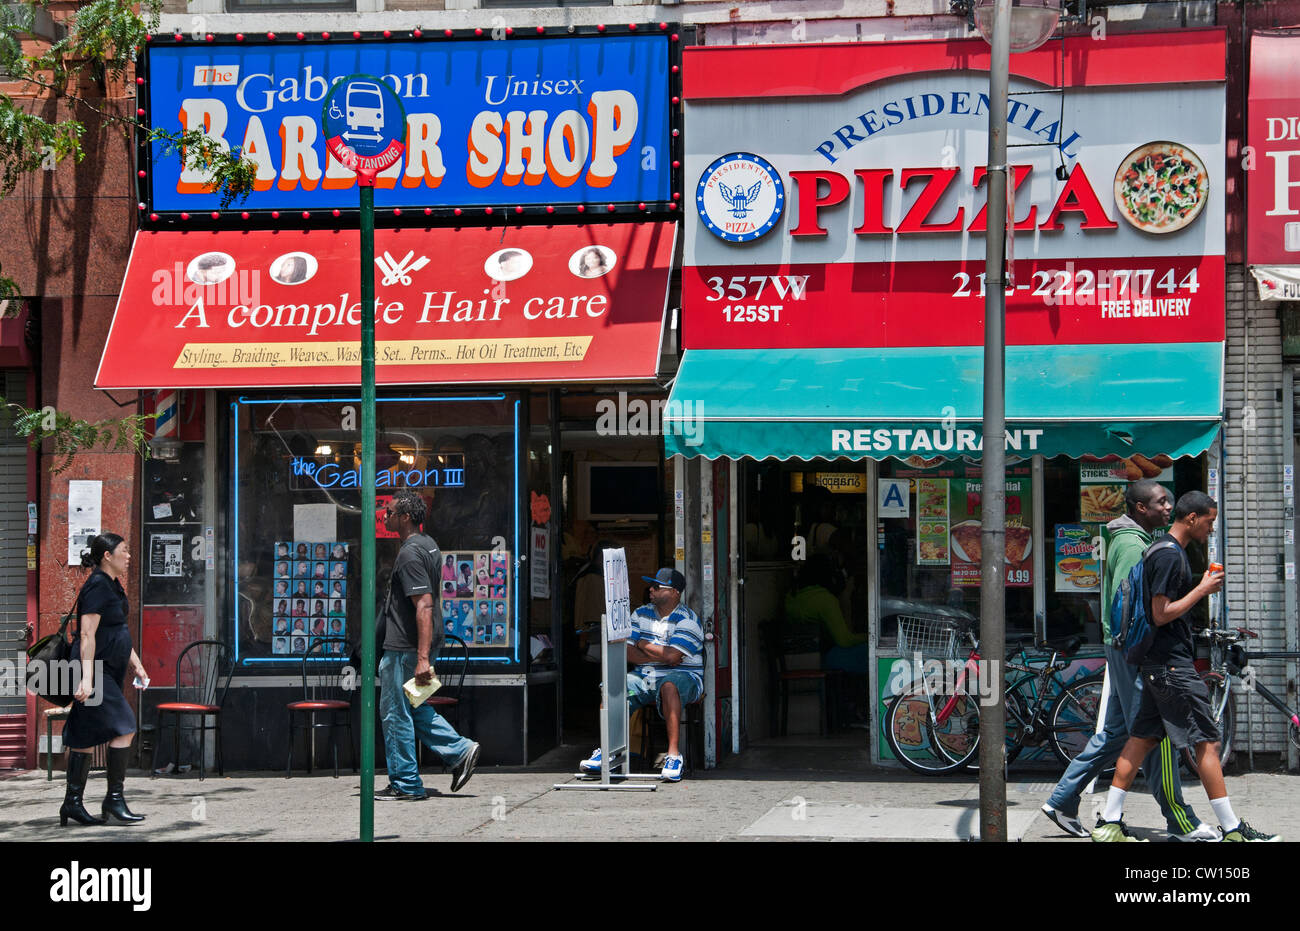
[358,182,377,843]
[320,75,406,844]
[978,0,1011,844]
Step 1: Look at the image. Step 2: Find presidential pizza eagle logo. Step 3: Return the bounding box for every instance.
[696,153,784,243]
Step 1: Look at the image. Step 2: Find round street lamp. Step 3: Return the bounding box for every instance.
[973,0,1061,52]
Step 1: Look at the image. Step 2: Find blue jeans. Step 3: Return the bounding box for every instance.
[1046,644,1200,834]
[379,650,473,797]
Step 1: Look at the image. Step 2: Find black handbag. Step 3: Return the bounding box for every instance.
[25,597,80,707]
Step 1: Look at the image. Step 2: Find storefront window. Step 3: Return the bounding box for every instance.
[527,410,556,668]
[230,393,522,668]
[141,442,208,680]
[877,459,1035,644]
[1043,454,1210,641]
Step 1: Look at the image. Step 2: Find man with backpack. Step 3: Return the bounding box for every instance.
[1041,479,1216,841]
[374,489,480,801]
[1093,491,1279,842]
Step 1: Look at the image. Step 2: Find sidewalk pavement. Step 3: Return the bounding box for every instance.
[4,746,1297,841]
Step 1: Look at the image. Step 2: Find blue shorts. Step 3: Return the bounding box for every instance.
[627,669,703,718]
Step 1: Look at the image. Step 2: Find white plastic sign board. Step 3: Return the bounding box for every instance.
[602,547,633,643]
[878,479,909,518]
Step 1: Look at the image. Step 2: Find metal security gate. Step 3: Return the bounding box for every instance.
[0,370,30,766]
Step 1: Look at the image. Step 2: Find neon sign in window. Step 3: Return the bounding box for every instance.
[289,455,467,490]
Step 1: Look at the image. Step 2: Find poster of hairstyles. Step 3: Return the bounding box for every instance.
[275,541,348,656]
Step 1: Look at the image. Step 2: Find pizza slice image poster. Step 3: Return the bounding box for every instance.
[915,479,950,566]
[948,477,1033,588]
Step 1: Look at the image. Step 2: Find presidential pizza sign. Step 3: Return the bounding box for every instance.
[681,32,1226,351]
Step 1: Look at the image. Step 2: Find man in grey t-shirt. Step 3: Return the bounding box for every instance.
[375,489,479,801]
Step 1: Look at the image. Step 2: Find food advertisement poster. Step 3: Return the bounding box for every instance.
[1054,524,1102,593]
[948,477,1032,587]
[1080,456,1173,522]
[915,479,950,566]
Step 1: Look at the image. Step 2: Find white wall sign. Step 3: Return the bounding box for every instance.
[67,480,102,564]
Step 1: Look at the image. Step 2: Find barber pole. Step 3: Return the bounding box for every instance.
[152,389,178,439]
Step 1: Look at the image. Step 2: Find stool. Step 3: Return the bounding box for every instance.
[637,699,705,776]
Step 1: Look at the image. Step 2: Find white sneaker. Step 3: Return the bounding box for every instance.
[1170,822,1221,842]
[579,748,602,774]
[661,755,683,782]
[1041,804,1089,838]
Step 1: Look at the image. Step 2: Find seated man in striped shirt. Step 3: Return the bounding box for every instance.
[580,568,704,782]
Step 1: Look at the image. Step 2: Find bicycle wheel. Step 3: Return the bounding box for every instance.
[885,683,980,776]
[1003,677,1036,766]
[1182,671,1234,777]
[1048,672,1105,767]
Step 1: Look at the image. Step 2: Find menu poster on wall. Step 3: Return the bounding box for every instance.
[948,477,1033,588]
[1055,524,1102,593]
[915,479,950,566]
[271,540,349,655]
[149,533,184,577]
[441,550,510,648]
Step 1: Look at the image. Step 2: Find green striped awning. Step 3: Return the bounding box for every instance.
[661,343,1223,462]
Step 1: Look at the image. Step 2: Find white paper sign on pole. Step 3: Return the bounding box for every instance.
[602,547,633,643]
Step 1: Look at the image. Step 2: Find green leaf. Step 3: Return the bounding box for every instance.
[1,398,159,474]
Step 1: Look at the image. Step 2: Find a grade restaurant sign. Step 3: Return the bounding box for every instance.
[681,32,1226,351]
[142,33,672,214]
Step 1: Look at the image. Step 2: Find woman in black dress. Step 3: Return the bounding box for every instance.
[61,533,148,826]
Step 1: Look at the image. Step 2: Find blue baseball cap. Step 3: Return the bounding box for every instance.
[641,568,686,592]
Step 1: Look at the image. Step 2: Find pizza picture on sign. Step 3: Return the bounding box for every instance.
[1113,142,1208,234]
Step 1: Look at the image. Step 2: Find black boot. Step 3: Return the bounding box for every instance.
[101,746,145,825]
[59,751,102,826]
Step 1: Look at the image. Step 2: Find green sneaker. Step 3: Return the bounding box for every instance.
[1091,819,1149,842]
[1222,820,1280,842]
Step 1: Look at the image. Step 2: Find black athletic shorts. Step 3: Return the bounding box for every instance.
[1131,663,1220,750]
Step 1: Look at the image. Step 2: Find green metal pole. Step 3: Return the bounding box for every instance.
[359,182,376,843]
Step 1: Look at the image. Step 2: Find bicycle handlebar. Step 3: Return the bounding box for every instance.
[1196,627,1259,643]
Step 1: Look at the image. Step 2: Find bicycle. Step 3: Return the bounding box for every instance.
[1182,626,1300,777]
[885,617,1102,776]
